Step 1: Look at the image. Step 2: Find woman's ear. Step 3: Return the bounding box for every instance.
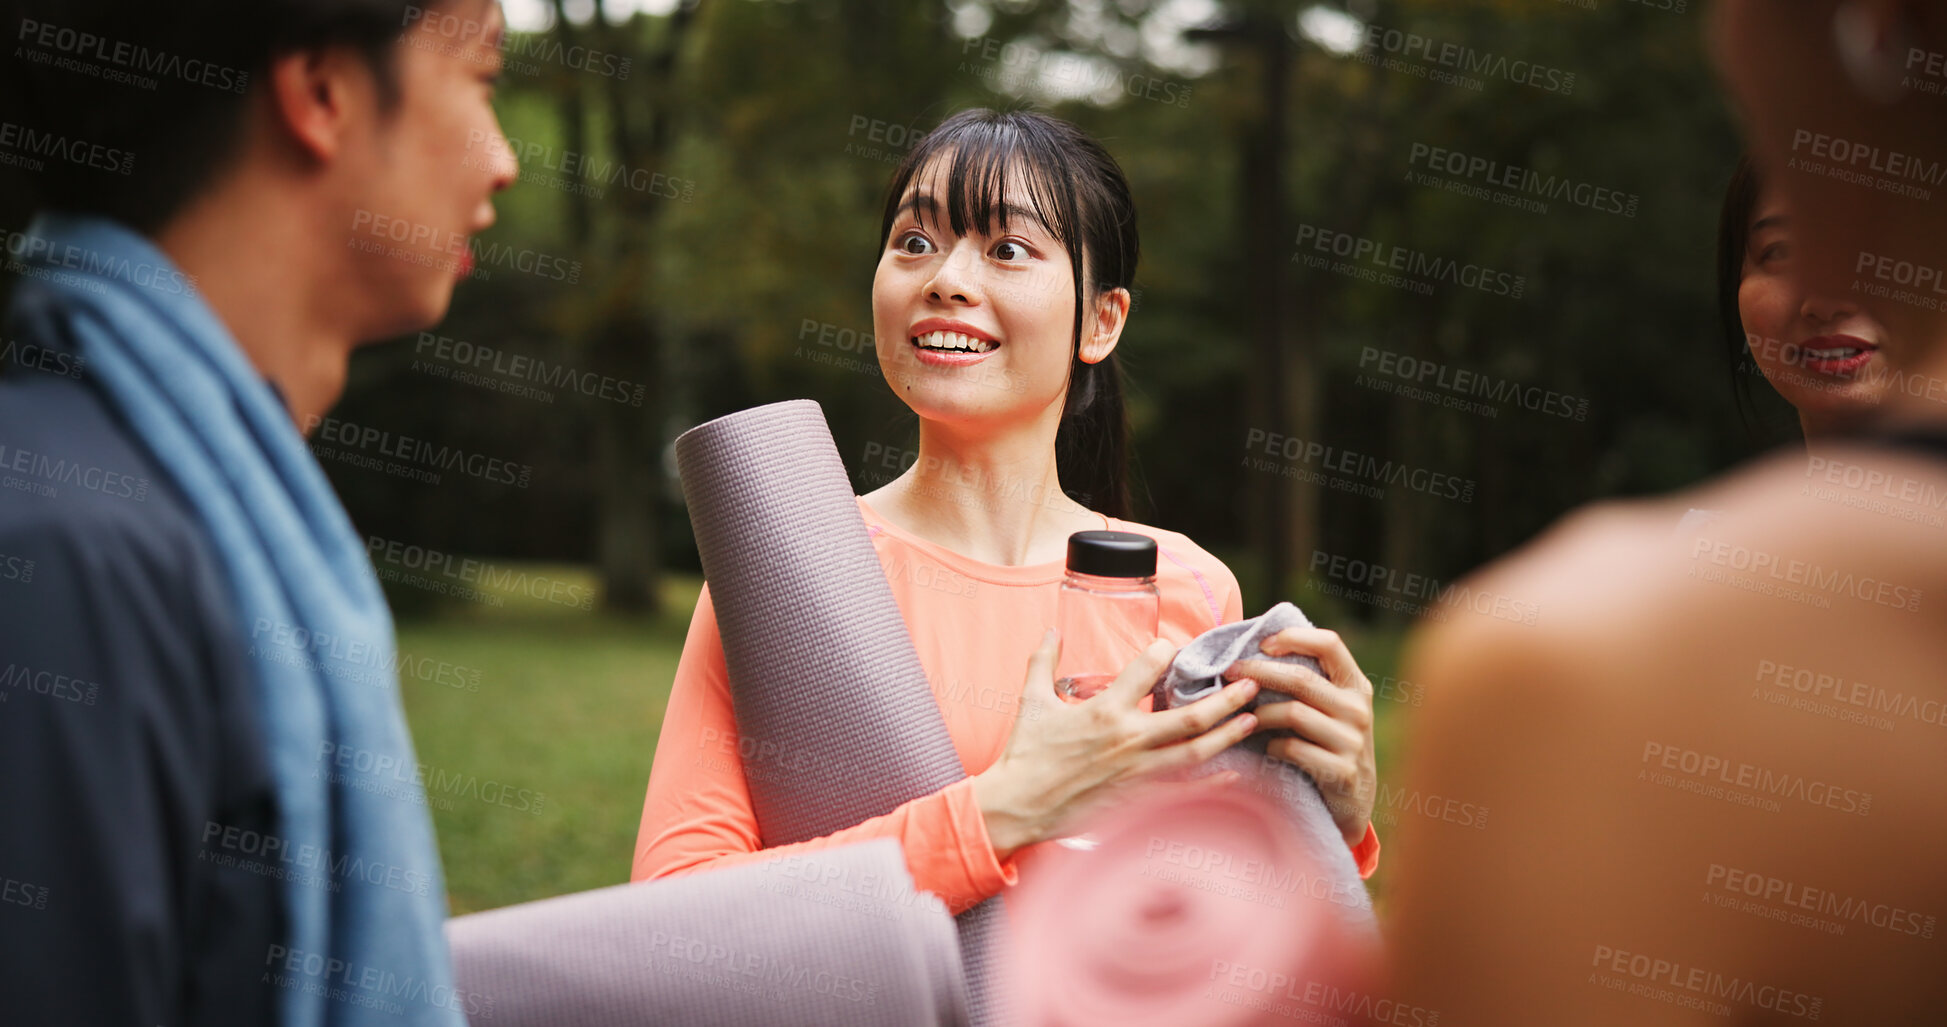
[1078,287,1131,365]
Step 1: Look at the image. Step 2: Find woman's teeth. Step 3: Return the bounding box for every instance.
[1804,346,1862,360]
[912,330,996,353]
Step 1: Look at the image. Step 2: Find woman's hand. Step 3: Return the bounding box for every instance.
[1224,627,1378,847]
[973,629,1261,859]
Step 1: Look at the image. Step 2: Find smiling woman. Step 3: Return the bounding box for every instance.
[870,107,1139,524]
[1717,154,1893,441]
[633,108,1382,930]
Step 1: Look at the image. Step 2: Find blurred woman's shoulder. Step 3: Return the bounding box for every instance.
[1417,444,1947,702]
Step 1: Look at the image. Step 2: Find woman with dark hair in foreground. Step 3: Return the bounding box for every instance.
[1385,2,1947,1023]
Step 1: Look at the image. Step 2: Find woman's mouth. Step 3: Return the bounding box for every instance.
[1796,335,1877,377]
[909,328,999,365]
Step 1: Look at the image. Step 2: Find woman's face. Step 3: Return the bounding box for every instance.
[1715,1,1946,367]
[1738,184,1890,430]
[871,156,1097,428]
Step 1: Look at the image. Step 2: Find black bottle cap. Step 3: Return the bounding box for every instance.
[1066,530,1157,578]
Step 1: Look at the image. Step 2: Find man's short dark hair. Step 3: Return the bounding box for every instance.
[0,0,451,235]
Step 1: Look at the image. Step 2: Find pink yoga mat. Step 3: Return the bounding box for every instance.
[447,840,967,1026]
[674,399,1003,1025]
[1004,784,1374,1027]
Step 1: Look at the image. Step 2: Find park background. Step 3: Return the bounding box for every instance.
[4,0,1793,915]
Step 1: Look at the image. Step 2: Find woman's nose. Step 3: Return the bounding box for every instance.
[1800,291,1860,326]
[925,245,982,305]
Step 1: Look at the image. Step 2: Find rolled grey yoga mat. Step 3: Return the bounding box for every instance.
[673,398,1007,1026]
[1152,601,1380,938]
[446,840,967,1026]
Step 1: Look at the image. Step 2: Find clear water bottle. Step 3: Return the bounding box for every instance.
[1053,530,1160,703]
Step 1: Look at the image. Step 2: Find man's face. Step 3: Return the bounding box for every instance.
[340,0,516,339]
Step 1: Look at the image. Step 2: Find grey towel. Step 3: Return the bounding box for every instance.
[446,841,968,1026]
[674,399,1004,1025]
[1152,601,1378,937]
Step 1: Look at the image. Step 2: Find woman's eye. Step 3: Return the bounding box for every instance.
[897,232,935,255]
[992,240,1030,261]
[1760,242,1789,264]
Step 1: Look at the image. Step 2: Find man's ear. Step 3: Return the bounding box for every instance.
[265,47,377,162]
[1078,286,1131,365]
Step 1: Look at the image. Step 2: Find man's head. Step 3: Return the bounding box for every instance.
[1,0,517,337]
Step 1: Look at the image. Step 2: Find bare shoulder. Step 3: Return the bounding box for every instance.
[1393,449,1947,1020]
[1411,445,1947,697]
[1407,486,1696,691]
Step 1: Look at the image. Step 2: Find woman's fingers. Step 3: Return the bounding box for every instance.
[1227,657,1334,706]
[1265,735,1370,839]
[1233,659,1371,732]
[1250,695,1362,757]
[1140,677,1258,746]
[1021,628,1061,699]
[1256,627,1371,693]
[1009,628,1065,726]
[1143,709,1259,775]
[1028,628,1060,681]
[1226,658,1374,732]
[1103,637,1180,705]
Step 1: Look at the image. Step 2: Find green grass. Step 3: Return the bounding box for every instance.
[396,564,1419,915]
[395,567,700,915]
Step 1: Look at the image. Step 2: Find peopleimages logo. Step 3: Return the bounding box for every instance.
[0,121,134,175]
[366,536,596,611]
[1293,224,1525,299]
[1,225,198,296]
[14,17,250,93]
[1308,550,1540,626]
[1243,428,1477,504]
[0,337,84,380]
[1705,862,1937,939]
[1855,250,1947,295]
[303,415,534,488]
[350,210,583,285]
[1790,130,1947,188]
[1590,945,1821,1021]
[413,332,646,407]
[1358,23,1576,95]
[1406,143,1640,218]
[402,5,631,80]
[1357,346,1588,420]
[1641,741,1872,816]
[1689,537,1924,612]
[466,130,694,202]
[0,440,150,502]
[1754,657,1947,730]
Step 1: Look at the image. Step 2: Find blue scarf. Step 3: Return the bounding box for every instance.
[9,214,464,1027]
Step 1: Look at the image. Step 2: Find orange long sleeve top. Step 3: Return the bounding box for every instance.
[632,495,1380,913]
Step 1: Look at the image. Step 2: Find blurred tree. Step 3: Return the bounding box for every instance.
[542,0,701,613]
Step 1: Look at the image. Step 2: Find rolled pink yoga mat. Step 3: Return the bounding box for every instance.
[673,398,1004,1026]
[446,840,967,1026]
[1004,785,1375,1027]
